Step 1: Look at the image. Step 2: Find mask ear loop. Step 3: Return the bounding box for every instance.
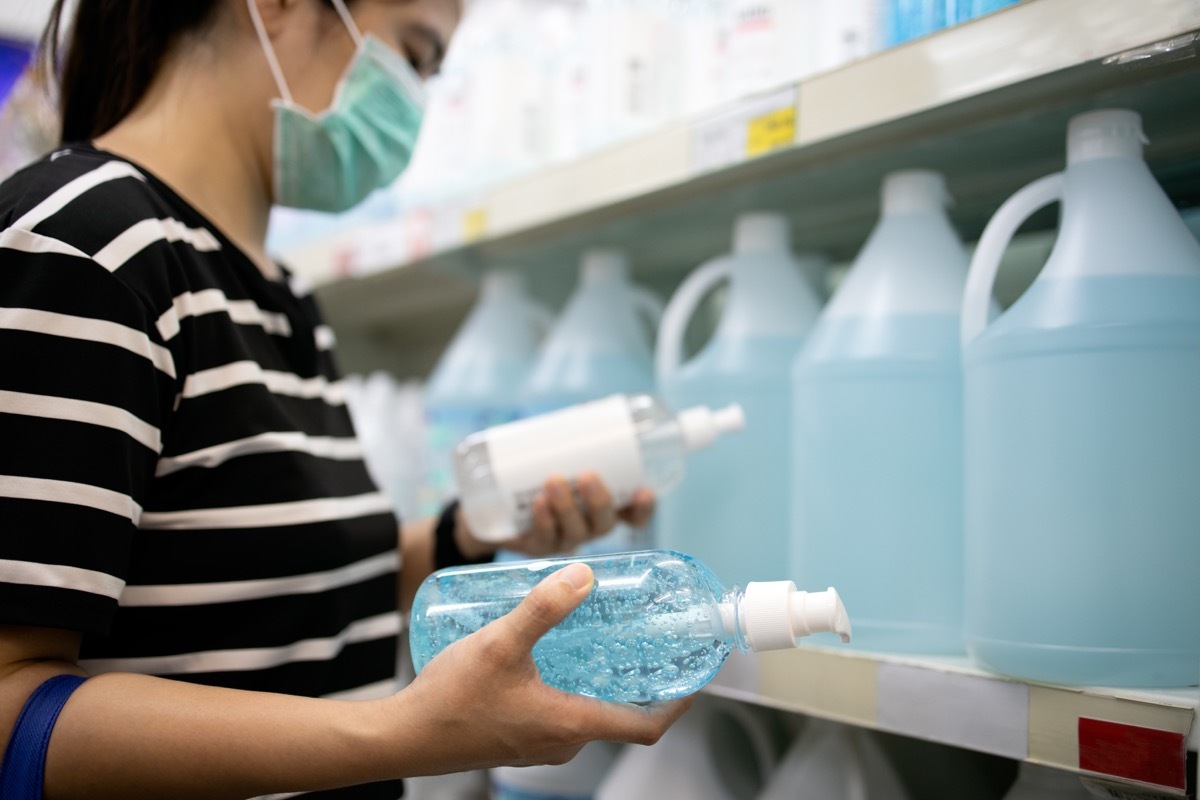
[246,0,294,104]
[330,0,366,48]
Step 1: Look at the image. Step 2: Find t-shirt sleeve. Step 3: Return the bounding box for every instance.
[0,243,176,635]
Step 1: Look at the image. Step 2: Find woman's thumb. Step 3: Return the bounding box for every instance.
[503,563,594,652]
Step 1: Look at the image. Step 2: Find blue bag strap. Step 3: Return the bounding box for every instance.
[0,675,87,800]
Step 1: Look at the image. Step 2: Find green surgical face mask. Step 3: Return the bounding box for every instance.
[248,0,427,213]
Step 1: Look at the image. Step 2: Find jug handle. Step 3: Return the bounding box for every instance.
[525,301,555,338]
[633,285,665,344]
[654,256,732,384]
[961,172,1064,347]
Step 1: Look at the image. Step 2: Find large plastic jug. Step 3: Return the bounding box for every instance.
[523,249,662,412]
[657,212,824,588]
[962,109,1200,687]
[522,249,662,554]
[792,170,970,654]
[757,718,909,800]
[420,270,550,517]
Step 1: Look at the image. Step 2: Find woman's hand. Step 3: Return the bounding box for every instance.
[456,472,657,559]
[388,563,693,774]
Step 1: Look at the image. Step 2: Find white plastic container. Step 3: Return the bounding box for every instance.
[596,695,781,800]
[455,394,744,542]
[491,741,620,800]
[963,109,1200,686]
[657,212,824,588]
[420,270,550,516]
[757,719,909,800]
[792,170,970,654]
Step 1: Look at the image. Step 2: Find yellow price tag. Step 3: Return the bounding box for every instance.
[462,208,488,243]
[745,106,797,159]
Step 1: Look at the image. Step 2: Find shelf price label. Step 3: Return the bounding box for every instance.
[746,106,797,158]
[691,87,799,175]
[462,208,488,244]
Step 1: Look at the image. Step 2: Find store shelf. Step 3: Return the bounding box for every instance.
[290,0,1200,377]
[704,647,1197,798]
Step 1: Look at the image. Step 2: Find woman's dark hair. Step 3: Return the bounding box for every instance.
[40,1,223,142]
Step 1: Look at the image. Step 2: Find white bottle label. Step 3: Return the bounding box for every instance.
[486,395,647,531]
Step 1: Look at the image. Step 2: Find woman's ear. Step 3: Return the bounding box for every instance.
[246,0,300,39]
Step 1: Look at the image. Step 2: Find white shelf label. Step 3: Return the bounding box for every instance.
[876,661,1029,760]
[690,87,799,175]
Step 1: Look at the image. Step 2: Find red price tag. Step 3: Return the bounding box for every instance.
[1078,717,1187,791]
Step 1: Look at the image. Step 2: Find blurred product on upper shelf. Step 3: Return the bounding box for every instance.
[793,170,971,655]
[657,212,824,589]
[418,270,550,517]
[455,394,744,544]
[884,0,1020,46]
[963,109,1200,687]
[267,0,1023,270]
[757,718,909,800]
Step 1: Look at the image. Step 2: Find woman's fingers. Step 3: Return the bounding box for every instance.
[544,476,589,549]
[498,563,594,653]
[618,488,656,529]
[576,472,616,537]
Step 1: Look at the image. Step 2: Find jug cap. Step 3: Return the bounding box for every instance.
[1067,108,1147,165]
[581,249,630,283]
[677,403,745,451]
[733,212,791,254]
[882,170,951,216]
[740,582,852,651]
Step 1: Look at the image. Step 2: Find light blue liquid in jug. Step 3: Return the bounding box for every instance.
[661,337,803,588]
[966,274,1200,686]
[794,314,963,653]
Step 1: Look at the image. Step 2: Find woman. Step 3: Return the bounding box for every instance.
[0,1,690,797]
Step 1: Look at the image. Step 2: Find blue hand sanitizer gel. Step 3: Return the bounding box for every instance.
[409,550,850,703]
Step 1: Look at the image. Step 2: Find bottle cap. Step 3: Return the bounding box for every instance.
[881,169,951,216]
[581,248,630,283]
[733,212,790,254]
[677,403,746,451]
[1067,108,1147,165]
[740,582,852,651]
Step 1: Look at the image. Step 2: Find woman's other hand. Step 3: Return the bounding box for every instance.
[506,472,656,557]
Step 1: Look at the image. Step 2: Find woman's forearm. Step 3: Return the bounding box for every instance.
[44,668,397,800]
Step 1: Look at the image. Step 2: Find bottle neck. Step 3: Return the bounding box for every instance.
[714,253,821,340]
[717,588,752,654]
[1041,155,1200,281]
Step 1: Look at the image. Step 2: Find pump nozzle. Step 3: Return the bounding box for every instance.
[740,582,852,651]
[677,403,746,451]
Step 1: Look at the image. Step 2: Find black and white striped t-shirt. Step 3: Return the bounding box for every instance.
[0,145,404,799]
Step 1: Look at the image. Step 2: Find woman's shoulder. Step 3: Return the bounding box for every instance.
[1,144,195,255]
[0,144,227,317]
